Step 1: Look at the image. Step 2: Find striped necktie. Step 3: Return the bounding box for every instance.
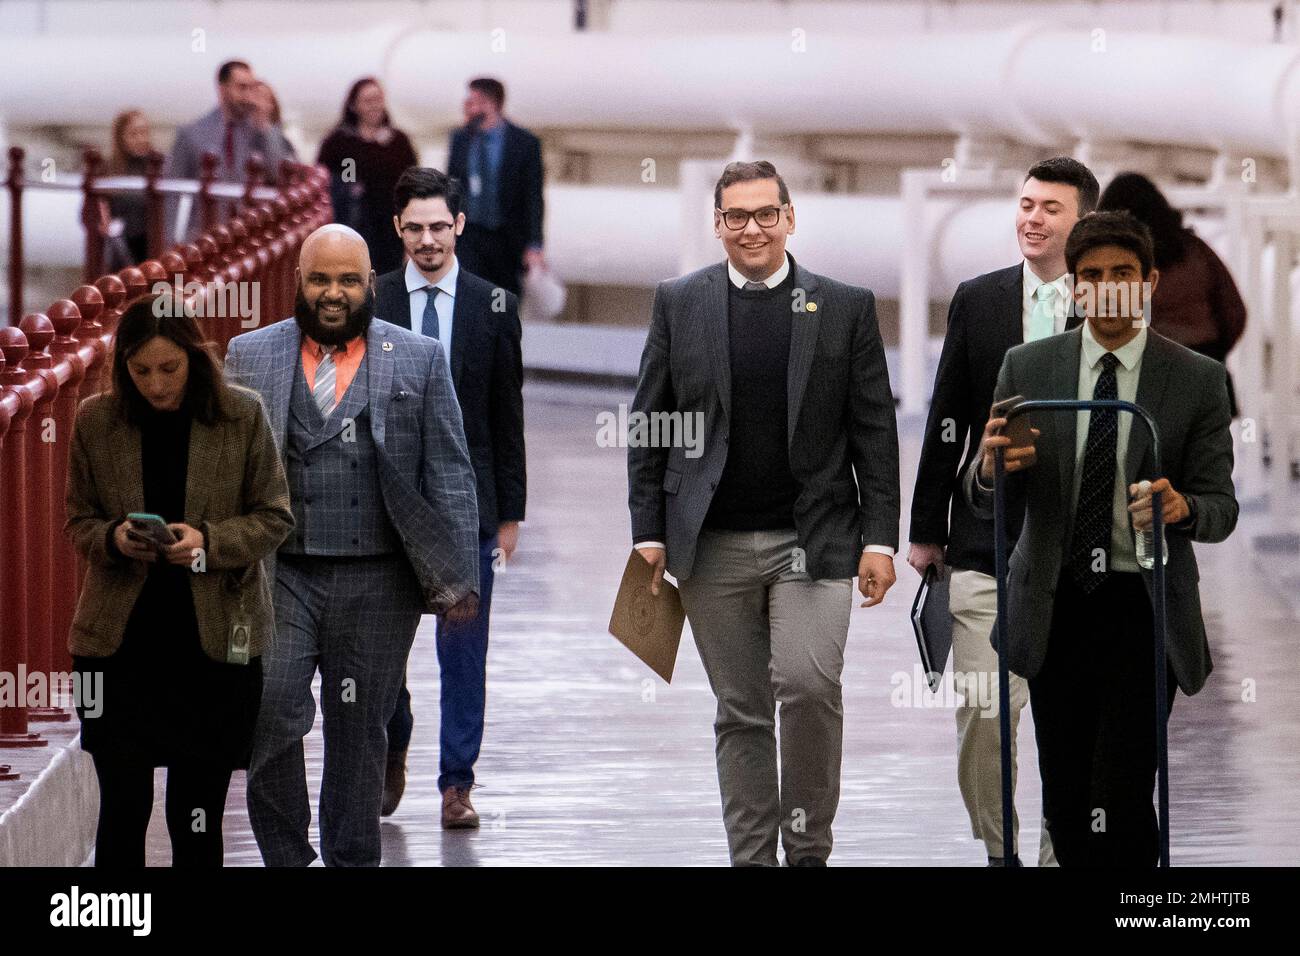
[313,346,338,418]
[1067,352,1121,592]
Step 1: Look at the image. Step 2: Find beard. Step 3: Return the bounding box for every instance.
[293,285,374,346]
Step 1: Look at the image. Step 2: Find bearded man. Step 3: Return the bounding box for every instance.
[224,223,480,866]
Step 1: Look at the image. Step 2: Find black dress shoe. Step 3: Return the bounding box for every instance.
[381,750,406,817]
[987,854,1024,867]
[789,857,827,866]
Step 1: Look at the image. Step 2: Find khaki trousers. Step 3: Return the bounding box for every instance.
[949,568,1057,865]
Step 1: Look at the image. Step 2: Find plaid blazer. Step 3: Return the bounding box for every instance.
[224,318,481,612]
[64,385,294,662]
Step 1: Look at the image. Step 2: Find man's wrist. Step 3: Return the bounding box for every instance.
[863,545,895,557]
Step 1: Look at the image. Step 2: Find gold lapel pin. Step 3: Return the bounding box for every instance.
[806,302,818,312]
[382,341,394,352]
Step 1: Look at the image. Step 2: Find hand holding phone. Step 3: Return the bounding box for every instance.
[978,395,1041,482]
[125,512,179,553]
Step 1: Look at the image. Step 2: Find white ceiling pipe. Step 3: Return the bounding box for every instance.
[0,183,1239,298]
[1,27,1298,156]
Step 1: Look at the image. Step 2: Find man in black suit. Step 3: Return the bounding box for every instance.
[628,161,900,866]
[908,156,1098,866]
[964,211,1238,866]
[375,167,526,829]
[447,77,545,296]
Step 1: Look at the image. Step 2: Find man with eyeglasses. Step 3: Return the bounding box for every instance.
[628,160,900,865]
[374,166,526,829]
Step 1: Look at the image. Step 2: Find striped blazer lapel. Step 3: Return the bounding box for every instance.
[786,257,821,447]
[701,263,731,422]
[366,320,395,444]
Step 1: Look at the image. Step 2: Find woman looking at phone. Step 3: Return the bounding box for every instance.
[64,293,293,866]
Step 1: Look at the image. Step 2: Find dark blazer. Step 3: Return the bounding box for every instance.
[910,263,1083,576]
[64,386,294,662]
[962,327,1238,695]
[448,120,544,253]
[224,318,481,613]
[628,255,900,581]
[376,266,526,537]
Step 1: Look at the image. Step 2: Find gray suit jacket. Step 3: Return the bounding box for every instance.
[963,326,1237,695]
[628,255,900,581]
[224,318,480,613]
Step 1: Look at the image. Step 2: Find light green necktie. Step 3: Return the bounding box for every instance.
[1027,282,1057,341]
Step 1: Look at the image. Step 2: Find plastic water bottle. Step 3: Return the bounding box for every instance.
[1134,479,1168,569]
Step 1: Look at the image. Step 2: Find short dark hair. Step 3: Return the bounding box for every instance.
[217,60,251,85]
[713,160,791,210]
[392,166,464,220]
[1024,156,1100,216]
[468,77,506,109]
[1065,210,1156,277]
[111,293,231,427]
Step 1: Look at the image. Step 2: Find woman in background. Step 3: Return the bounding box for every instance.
[1098,171,1247,415]
[317,77,418,274]
[105,109,155,267]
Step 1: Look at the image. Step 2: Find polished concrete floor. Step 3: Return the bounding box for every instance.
[129,383,1300,866]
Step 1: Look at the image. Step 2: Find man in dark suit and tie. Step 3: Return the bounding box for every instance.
[375,167,526,829]
[964,210,1238,866]
[447,77,545,296]
[628,161,900,866]
[224,224,481,866]
[908,156,1098,866]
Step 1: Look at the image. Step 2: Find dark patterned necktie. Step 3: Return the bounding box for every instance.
[1067,352,1120,592]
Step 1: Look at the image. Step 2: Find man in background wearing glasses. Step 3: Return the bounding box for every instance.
[628,160,900,865]
[375,166,526,830]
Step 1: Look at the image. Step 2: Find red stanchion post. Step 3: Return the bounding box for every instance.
[7,146,24,326]
[0,326,47,747]
[47,297,91,689]
[198,151,218,235]
[144,150,164,261]
[81,148,104,284]
[17,312,62,721]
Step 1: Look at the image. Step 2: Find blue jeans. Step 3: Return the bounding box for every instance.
[386,533,497,792]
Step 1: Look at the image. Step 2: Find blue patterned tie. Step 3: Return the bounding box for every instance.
[1067,352,1120,592]
[422,285,441,341]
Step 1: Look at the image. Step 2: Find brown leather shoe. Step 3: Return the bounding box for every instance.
[441,786,480,829]
[381,750,406,817]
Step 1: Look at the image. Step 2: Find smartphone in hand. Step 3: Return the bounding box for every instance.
[989,394,1035,451]
[126,512,179,553]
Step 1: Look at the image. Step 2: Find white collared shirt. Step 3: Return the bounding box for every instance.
[405,256,459,366]
[637,252,894,561]
[1021,261,1071,342]
[727,253,791,290]
[1073,321,1148,572]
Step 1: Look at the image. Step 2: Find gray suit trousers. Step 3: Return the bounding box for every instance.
[678,528,853,866]
[247,553,424,866]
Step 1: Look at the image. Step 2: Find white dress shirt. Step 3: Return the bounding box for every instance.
[636,253,894,561]
[405,256,459,366]
[1073,321,1147,572]
[1021,260,1071,342]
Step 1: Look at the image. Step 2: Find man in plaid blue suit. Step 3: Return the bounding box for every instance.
[225,224,480,866]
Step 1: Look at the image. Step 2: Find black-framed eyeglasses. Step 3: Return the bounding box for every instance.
[400,222,455,238]
[717,204,787,230]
